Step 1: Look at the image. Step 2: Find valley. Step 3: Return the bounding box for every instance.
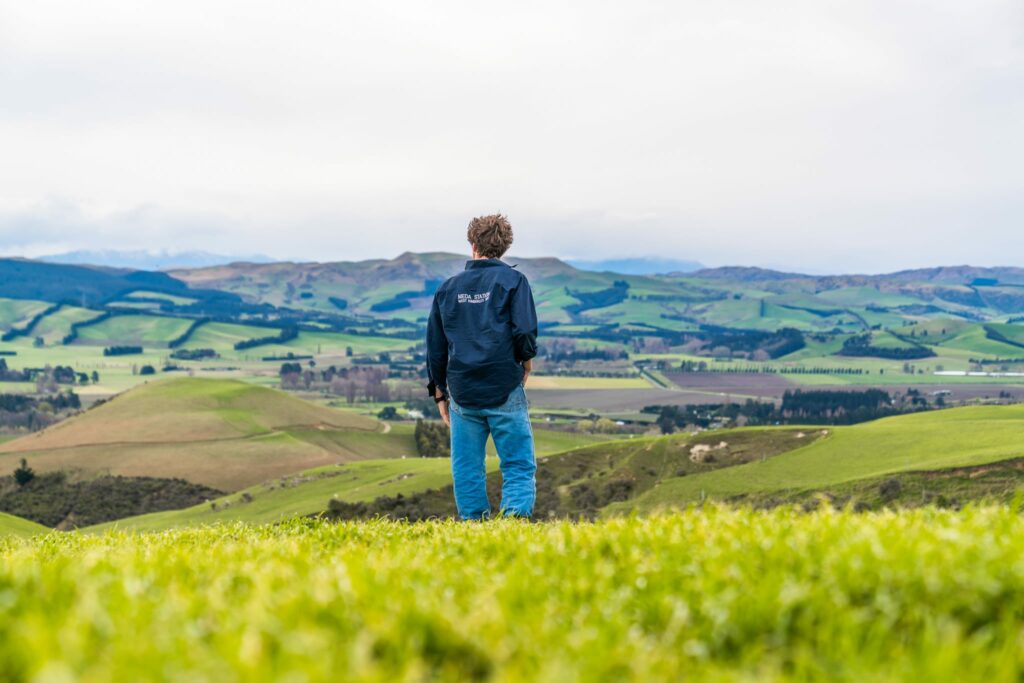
[2,254,1024,533]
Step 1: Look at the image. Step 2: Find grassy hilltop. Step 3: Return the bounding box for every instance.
[625,403,1024,512]
[0,378,400,491]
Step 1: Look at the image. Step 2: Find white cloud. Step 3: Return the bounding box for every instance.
[0,0,1021,271]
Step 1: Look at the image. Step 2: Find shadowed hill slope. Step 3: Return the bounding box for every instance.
[0,378,398,491]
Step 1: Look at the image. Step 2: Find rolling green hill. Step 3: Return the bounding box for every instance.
[0,378,395,491]
[72,314,195,347]
[49,403,1024,531]
[621,404,1024,512]
[89,428,816,531]
[84,459,463,532]
[82,427,626,531]
[0,511,47,537]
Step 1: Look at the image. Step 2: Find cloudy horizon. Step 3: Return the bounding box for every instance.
[1,1,1022,273]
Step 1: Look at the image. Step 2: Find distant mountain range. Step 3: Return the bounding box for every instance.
[3,253,1024,332]
[40,250,274,270]
[567,258,704,275]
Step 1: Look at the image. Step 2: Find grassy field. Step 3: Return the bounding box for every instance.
[941,325,1024,357]
[623,404,1024,512]
[5,510,1024,680]
[32,305,105,344]
[81,426,625,532]
[0,378,390,490]
[84,458,468,532]
[74,314,195,347]
[0,510,48,537]
[527,375,650,390]
[0,298,50,331]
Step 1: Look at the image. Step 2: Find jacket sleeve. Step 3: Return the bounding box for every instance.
[511,276,539,363]
[425,292,449,398]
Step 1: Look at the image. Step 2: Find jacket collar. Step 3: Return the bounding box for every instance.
[465,258,506,270]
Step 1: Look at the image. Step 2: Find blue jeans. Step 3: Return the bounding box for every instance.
[449,385,536,520]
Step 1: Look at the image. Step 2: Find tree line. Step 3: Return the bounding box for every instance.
[645,388,935,432]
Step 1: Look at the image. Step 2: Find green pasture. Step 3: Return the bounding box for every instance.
[32,306,105,344]
[0,297,51,331]
[941,325,1024,357]
[74,314,194,347]
[84,458,464,532]
[623,404,1024,511]
[0,510,48,538]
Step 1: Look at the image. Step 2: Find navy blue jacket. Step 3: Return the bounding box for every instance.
[426,259,538,409]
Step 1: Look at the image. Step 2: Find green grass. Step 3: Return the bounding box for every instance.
[0,378,387,491]
[6,510,1024,680]
[84,458,465,532]
[278,330,416,356]
[83,426,623,531]
[31,306,105,344]
[520,427,624,455]
[179,321,277,350]
[623,404,1024,512]
[74,314,194,347]
[941,324,1024,357]
[180,323,415,359]
[0,511,47,537]
[0,297,50,331]
[866,330,919,350]
[985,323,1024,347]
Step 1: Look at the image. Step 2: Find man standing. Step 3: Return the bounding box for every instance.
[426,214,539,520]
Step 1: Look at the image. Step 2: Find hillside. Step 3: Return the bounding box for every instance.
[60,403,1024,531]
[0,378,397,491]
[327,404,1024,520]
[623,404,1024,512]
[0,511,47,537]
[83,428,624,531]
[168,254,1024,333]
[0,258,238,308]
[87,427,821,530]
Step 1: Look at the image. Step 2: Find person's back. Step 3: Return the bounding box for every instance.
[426,214,539,520]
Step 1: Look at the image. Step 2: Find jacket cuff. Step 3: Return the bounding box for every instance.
[427,380,447,400]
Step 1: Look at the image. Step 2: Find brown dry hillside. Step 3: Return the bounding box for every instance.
[0,378,412,491]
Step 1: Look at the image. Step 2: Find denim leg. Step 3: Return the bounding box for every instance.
[449,402,491,520]
[487,386,537,518]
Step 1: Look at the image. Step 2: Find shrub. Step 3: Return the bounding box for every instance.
[13,459,34,486]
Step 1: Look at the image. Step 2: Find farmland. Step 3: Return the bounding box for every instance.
[21,401,1010,532]
[2,256,1024,418]
[623,404,1024,513]
[1,254,1024,680]
[0,378,388,490]
[5,510,1024,681]
[2,255,1024,523]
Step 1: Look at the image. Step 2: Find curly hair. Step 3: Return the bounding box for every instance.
[467,214,514,259]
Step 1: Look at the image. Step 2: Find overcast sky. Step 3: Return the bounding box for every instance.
[1,1,1021,273]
